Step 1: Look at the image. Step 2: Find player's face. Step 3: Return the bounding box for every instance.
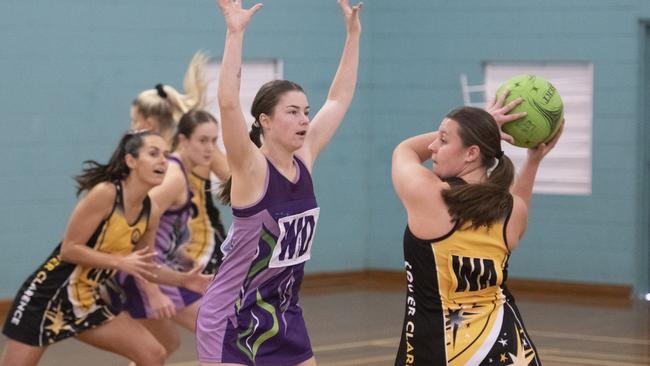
[264,91,310,151]
[428,118,471,178]
[132,135,169,187]
[182,122,218,168]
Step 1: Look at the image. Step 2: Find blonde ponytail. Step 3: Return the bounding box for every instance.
[131,51,209,142]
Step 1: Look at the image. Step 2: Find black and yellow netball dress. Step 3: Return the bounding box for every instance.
[184,172,226,274]
[2,182,150,346]
[395,180,540,366]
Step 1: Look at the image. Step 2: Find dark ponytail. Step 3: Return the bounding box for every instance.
[217,80,303,205]
[441,107,515,229]
[74,130,160,196]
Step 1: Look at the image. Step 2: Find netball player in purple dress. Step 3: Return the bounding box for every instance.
[195,1,362,365]
[119,111,219,361]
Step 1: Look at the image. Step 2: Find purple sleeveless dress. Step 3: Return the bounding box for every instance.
[119,156,200,318]
[196,156,319,365]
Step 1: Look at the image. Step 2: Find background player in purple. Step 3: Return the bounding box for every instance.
[120,110,220,362]
[196,0,362,365]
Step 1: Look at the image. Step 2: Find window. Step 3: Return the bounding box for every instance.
[203,59,284,152]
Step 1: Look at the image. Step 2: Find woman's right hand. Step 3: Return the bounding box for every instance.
[117,247,158,282]
[485,89,527,145]
[217,0,263,33]
[338,0,363,34]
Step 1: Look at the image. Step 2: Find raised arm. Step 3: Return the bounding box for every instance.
[210,148,230,181]
[392,132,442,207]
[511,123,564,207]
[299,0,362,168]
[216,0,263,172]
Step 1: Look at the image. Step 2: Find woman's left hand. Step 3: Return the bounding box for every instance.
[338,0,363,34]
[485,89,527,145]
[527,120,564,162]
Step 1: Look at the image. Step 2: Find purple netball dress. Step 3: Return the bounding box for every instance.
[197,156,319,366]
[119,156,200,318]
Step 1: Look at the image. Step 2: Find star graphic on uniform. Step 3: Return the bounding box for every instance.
[505,325,535,366]
[498,338,508,347]
[506,350,533,366]
[448,308,466,326]
[447,308,466,347]
[44,304,69,336]
[531,86,539,92]
[500,353,508,362]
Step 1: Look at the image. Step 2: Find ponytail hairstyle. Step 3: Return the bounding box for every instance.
[74,130,160,196]
[131,52,208,142]
[172,109,219,151]
[218,79,304,205]
[441,106,515,229]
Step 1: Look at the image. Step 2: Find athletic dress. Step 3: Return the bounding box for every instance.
[119,156,198,319]
[197,156,319,366]
[2,181,150,346]
[187,172,227,274]
[394,178,541,366]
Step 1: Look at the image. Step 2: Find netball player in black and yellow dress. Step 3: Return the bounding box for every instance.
[128,60,229,360]
[392,94,563,365]
[0,130,208,366]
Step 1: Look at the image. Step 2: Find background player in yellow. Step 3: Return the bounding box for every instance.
[1,130,208,366]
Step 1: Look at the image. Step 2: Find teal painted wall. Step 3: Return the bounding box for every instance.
[0,0,648,298]
[365,0,650,294]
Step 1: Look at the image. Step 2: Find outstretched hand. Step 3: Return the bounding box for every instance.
[338,0,363,34]
[182,264,212,294]
[118,247,158,282]
[217,0,263,33]
[485,89,527,145]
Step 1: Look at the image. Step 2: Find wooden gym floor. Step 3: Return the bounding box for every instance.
[1,272,648,365]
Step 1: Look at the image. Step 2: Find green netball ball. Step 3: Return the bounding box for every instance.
[496,74,564,148]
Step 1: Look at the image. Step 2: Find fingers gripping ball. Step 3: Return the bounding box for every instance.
[496,75,564,148]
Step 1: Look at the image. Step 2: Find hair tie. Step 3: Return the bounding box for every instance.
[155,84,168,99]
[252,120,261,128]
[495,150,504,159]
[126,128,149,136]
